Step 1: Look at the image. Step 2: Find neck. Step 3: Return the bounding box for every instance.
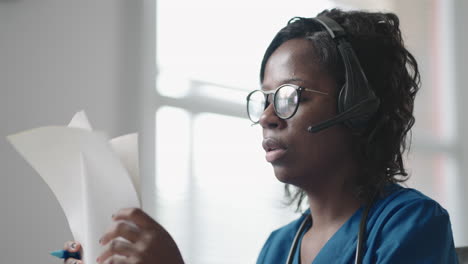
[305,183,361,229]
[302,161,362,229]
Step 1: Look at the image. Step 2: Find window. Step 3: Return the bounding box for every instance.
[154,1,465,262]
[155,1,335,262]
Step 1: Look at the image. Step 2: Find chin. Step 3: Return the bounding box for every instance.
[272,164,301,185]
[272,162,324,189]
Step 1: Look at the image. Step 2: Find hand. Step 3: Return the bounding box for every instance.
[97,208,184,264]
[63,240,83,264]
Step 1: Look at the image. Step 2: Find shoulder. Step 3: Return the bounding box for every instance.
[256,212,308,264]
[365,184,458,263]
[370,184,451,232]
[371,184,447,221]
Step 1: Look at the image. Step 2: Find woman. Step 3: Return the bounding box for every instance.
[63,9,458,264]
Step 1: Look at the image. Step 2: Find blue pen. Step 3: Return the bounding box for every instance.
[50,249,81,260]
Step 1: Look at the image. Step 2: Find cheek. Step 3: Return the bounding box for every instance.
[287,98,337,133]
[272,126,353,186]
[273,100,350,179]
[287,119,354,173]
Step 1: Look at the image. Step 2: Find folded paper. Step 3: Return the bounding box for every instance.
[7,111,140,264]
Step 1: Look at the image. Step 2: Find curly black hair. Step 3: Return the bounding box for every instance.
[259,9,420,211]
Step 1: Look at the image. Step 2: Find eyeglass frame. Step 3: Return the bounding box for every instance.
[246,83,330,124]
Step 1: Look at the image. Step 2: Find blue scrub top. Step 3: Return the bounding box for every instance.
[256,184,458,264]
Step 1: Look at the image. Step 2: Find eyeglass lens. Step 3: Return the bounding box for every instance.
[274,85,298,119]
[247,85,299,123]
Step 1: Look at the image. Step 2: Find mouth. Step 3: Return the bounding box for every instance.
[262,138,288,163]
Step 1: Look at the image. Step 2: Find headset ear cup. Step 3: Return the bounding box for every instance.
[348,95,380,131]
[310,15,381,134]
[337,84,347,115]
[338,83,361,123]
[338,83,380,131]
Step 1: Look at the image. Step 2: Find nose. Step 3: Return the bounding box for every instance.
[259,102,286,130]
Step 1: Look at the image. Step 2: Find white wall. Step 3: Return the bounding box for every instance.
[0,1,155,263]
[453,0,468,247]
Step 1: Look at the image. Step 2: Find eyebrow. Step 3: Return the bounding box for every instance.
[261,78,305,90]
[282,77,305,84]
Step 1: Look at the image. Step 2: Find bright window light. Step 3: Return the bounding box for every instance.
[155,106,191,200]
[157,0,334,90]
[191,112,297,263]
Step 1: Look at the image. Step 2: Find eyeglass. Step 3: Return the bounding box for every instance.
[246,84,329,124]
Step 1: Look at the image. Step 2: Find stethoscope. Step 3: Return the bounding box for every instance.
[285,201,373,264]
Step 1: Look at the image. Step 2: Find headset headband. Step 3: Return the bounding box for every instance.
[313,16,346,39]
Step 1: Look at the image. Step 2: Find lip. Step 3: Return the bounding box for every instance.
[262,138,287,163]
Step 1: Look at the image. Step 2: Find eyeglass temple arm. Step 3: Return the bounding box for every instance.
[303,88,329,96]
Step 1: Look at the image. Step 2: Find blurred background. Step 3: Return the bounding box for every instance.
[1,0,467,263]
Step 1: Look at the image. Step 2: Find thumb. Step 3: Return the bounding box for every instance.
[64,241,82,252]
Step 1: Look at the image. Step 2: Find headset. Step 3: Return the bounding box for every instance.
[307,16,380,134]
[285,15,379,264]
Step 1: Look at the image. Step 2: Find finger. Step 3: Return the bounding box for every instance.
[100,220,141,246]
[102,255,131,264]
[64,258,82,264]
[113,208,157,230]
[97,239,137,264]
[63,241,81,252]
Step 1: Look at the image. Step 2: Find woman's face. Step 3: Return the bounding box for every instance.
[260,38,356,188]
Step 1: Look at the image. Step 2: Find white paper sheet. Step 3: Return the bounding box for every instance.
[109,134,140,204]
[7,111,141,264]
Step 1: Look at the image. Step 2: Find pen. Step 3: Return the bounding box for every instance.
[50,249,81,260]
